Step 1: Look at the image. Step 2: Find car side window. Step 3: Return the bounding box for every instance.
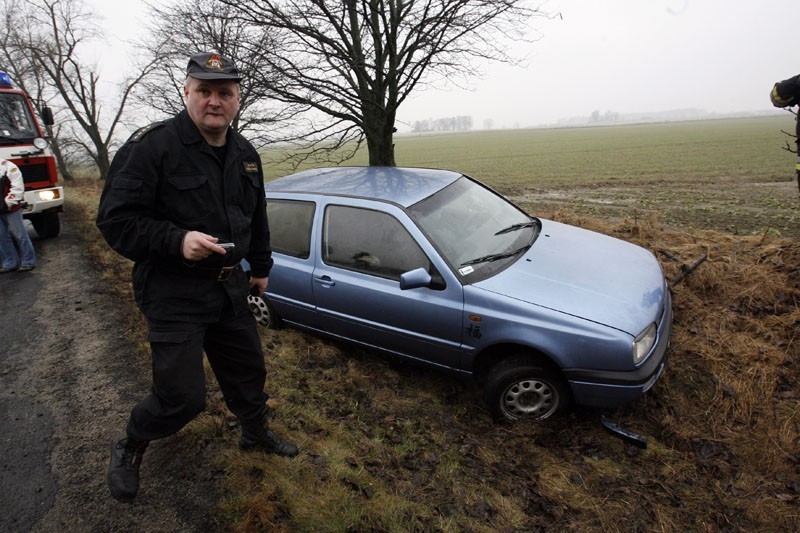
[266,199,315,258]
[323,205,429,280]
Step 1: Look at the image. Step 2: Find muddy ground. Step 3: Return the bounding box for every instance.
[0,210,226,532]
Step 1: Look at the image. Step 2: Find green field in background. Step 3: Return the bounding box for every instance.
[264,115,794,184]
[263,115,799,237]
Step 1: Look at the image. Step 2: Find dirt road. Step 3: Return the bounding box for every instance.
[0,212,224,532]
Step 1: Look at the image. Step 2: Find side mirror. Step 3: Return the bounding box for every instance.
[399,267,432,290]
[40,106,54,126]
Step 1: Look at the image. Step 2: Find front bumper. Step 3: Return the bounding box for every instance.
[564,289,673,408]
[22,187,64,214]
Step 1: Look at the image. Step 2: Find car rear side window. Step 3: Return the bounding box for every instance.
[266,199,315,258]
[323,205,429,280]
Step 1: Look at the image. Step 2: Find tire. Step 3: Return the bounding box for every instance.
[30,212,61,238]
[484,355,569,422]
[247,294,281,329]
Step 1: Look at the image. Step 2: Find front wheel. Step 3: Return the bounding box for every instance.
[484,356,569,422]
[29,212,60,238]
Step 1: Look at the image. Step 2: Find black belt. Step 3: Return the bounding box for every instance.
[167,261,241,281]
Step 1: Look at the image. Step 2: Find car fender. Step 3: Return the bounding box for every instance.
[463,285,634,374]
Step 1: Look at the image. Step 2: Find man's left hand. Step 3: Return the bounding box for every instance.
[249,276,268,295]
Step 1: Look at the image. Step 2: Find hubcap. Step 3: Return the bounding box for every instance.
[247,295,271,327]
[502,378,558,420]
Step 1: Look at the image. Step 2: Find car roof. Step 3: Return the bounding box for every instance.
[265,166,463,207]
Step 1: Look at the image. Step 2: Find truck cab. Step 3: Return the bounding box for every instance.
[0,71,63,238]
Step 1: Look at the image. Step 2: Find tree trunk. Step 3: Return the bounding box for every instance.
[97,149,110,179]
[364,110,397,166]
[45,125,74,181]
[366,133,396,166]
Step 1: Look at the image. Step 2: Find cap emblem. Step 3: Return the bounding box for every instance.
[207,54,224,71]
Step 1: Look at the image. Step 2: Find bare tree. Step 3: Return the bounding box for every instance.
[134,0,303,151]
[218,0,547,166]
[778,108,800,193]
[4,0,158,178]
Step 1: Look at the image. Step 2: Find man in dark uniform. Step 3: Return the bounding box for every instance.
[770,74,800,192]
[96,51,298,504]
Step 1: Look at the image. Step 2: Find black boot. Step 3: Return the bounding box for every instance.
[239,420,299,457]
[107,436,149,503]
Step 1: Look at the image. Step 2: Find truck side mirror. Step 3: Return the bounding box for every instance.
[40,106,54,126]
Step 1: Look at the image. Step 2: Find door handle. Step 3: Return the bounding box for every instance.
[315,275,335,288]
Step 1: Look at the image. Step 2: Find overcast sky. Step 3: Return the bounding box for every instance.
[92,0,797,131]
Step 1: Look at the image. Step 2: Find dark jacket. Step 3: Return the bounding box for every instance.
[96,110,272,322]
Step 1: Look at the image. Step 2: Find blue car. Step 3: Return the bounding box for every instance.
[248,166,672,422]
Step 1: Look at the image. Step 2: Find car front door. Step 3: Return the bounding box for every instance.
[311,202,465,370]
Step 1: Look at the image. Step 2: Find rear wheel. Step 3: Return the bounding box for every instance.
[30,212,61,238]
[248,294,281,329]
[484,355,569,422]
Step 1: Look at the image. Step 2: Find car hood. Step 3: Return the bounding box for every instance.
[474,219,666,336]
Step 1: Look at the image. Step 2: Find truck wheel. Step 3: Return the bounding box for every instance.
[30,212,61,238]
[484,355,569,422]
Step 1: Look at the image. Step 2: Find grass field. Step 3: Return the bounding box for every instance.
[70,115,799,531]
[265,115,800,238]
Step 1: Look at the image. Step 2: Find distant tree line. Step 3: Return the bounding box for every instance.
[590,110,620,123]
[412,116,473,133]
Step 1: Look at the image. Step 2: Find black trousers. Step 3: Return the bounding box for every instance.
[126,310,268,442]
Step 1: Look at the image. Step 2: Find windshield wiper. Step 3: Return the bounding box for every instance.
[494,220,538,235]
[460,244,532,267]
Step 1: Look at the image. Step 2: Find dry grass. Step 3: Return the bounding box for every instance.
[68,176,799,531]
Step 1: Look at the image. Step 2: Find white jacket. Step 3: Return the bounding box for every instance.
[1,158,24,209]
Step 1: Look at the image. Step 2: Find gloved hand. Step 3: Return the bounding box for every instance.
[771,76,800,108]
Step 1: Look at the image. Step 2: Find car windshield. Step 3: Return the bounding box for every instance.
[0,93,38,141]
[409,176,540,281]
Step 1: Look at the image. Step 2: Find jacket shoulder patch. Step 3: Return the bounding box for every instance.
[129,121,167,143]
[242,161,259,173]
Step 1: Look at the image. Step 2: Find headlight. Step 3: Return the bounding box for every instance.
[632,323,657,365]
[37,189,59,201]
[33,137,49,150]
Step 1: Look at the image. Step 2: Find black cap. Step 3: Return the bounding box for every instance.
[186,52,242,81]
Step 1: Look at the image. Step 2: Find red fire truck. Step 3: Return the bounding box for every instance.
[0,71,62,238]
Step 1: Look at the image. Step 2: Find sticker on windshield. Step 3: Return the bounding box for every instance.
[459,265,475,276]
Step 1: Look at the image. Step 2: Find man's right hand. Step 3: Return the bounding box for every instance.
[181,231,228,261]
